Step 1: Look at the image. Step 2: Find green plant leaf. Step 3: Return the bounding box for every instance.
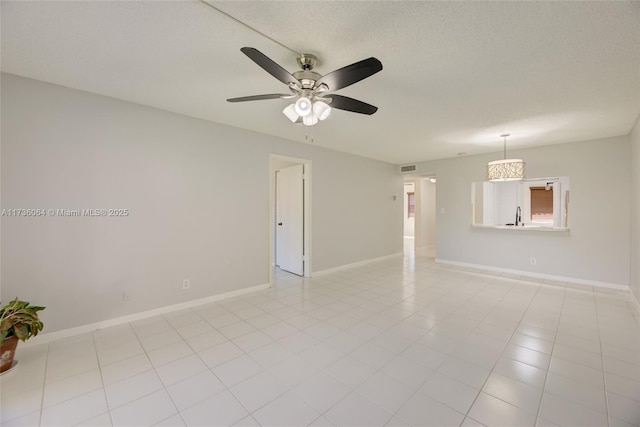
[0,318,14,333]
[14,324,28,341]
[0,298,45,342]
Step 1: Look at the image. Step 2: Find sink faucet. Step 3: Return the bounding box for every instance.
[515,206,522,226]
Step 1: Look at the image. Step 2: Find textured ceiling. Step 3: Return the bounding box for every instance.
[2,1,639,164]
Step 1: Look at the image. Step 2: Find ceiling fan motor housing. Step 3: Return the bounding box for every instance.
[294,54,321,89]
[293,71,321,89]
[297,53,318,70]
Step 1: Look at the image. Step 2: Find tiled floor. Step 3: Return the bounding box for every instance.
[2,255,640,426]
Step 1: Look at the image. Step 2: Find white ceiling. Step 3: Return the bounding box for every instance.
[2,1,639,164]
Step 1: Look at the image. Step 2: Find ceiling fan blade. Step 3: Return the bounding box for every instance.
[240,47,300,86]
[227,94,291,103]
[314,57,382,91]
[327,94,378,115]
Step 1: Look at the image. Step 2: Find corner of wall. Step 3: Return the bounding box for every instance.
[630,116,640,302]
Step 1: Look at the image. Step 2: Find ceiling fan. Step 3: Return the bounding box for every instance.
[227,47,383,126]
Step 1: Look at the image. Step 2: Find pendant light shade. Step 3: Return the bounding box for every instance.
[303,113,319,126]
[282,104,299,123]
[295,97,312,117]
[486,134,525,181]
[313,101,332,121]
[486,159,525,181]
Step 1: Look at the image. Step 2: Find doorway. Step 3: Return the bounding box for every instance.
[403,181,416,254]
[269,155,312,281]
[404,176,436,258]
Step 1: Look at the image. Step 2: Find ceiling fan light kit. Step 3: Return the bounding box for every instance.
[227,47,382,127]
[282,98,331,125]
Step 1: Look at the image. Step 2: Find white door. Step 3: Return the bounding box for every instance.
[276,164,304,275]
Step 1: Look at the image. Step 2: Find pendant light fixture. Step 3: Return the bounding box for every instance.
[486,133,525,181]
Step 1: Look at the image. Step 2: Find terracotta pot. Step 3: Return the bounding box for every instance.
[0,335,19,373]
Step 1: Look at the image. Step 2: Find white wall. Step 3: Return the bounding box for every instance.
[414,136,631,287]
[631,117,640,301]
[1,74,403,333]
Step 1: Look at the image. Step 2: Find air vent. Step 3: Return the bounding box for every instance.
[399,164,417,174]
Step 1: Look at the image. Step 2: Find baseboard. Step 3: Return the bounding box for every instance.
[435,258,629,291]
[25,282,271,346]
[312,252,403,277]
[629,289,640,312]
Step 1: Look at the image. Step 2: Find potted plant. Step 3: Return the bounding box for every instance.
[0,298,45,373]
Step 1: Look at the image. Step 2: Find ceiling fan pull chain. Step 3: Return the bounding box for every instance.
[304,132,315,143]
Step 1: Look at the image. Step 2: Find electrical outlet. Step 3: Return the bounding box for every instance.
[530,258,537,265]
[123,291,131,301]
[182,279,190,290]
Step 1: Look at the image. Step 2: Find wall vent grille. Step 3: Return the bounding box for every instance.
[400,164,417,174]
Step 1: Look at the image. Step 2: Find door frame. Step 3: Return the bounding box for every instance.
[404,173,437,257]
[269,154,312,282]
